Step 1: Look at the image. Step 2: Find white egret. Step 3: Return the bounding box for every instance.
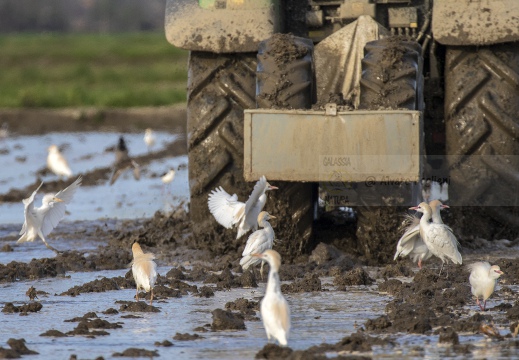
[17,176,82,253]
[47,144,72,179]
[208,176,278,239]
[240,211,276,279]
[253,250,290,346]
[144,128,156,151]
[468,261,504,311]
[410,202,462,275]
[394,200,448,268]
[131,242,157,306]
[160,168,175,193]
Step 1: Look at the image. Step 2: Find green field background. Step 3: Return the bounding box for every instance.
[0,33,188,108]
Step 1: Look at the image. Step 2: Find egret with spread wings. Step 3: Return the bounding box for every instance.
[208,176,278,239]
[18,176,82,253]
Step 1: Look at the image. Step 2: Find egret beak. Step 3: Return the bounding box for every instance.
[441,204,450,209]
[269,215,277,219]
[53,197,64,202]
[268,185,278,190]
[496,270,504,275]
[409,206,419,210]
[252,253,263,259]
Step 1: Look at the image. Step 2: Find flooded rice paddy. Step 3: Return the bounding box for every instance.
[1,129,519,359]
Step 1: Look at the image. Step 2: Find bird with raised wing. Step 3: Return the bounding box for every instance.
[208,176,278,239]
[47,144,73,179]
[131,242,157,306]
[17,176,82,253]
[240,211,276,279]
[410,202,462,275]
[253,250,290,346]
[468,261,504,311]
[394,200,448,269]
[144,128,156,151]
[110,136,140,185]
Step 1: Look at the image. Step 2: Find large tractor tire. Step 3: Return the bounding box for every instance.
[445,44,519,238]
[187,52,257,254]
[256,34,316,259]
[357,38,424,264]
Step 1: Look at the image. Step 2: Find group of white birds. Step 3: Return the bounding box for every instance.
[17,128,177,254]
[394,190,504,312]
[14,153,504,348]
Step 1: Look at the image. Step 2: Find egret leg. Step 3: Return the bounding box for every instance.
[483,300,487,311]
[418,258,422,269]
[438,262,445,276]
[150,289,154,306]
[260,261,265,281]
[136,288,139,301]
[39,233,62,254]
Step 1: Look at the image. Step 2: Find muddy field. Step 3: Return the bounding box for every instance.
[2,111,519,359]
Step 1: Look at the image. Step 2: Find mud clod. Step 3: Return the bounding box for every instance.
[437,327,460,345]
[2,302,42,315]
[112,348,159,357]
[172,332,203,341]
[365,315,392,331]
[40,329,68,337]
[211,309,246,331]
[103,308,119,315]
[6,339,38,355]
[309,243,341,265]
[154,340,173,347]
[282,274,321,293]
[255,343,293,359]
[61,276,133,296]
[225,298,259,320]
[378,279,403,295]
[334,267,374,287]
[195,286,214,298]
[117,301,160,313]
[240,270,258,288]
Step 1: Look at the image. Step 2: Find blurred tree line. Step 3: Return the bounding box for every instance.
[0,0,166,32]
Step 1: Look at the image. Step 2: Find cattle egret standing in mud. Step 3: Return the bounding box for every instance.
[253,250,290,346]
[394,200,448,269]
[17,176,82,253]
[110,136,140,185]
[144,128,156,151]
[208,176,278,239]
[410,202,462,275]
[131,242,157,306]
[468,262,504,311]
[161,168,175,193]
[47,144,73,179]
[240,211,276,279]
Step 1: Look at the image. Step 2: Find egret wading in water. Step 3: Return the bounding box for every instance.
[394,200,449,269]
[208,176,278,239]
[160,168,175,193]
[144,128,156,152]
[410,202,462,275]
[47,144,72,179]
[131,242,157,306]
[110,136,140,185]
[468,262,504,311]
[18,176,82,253]
[253,250,290,346]
[240,211,276,280]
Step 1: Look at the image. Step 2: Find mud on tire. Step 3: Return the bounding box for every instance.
[445,44,519,234]
[357,38,424,264]
[187,52,257,253]
[256,34,316,258]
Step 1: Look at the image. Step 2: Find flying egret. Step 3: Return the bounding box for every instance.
[47,144,72,179]
[17,176,82,253]
[110,136,140,185]
[468,261,504,311]
[240,211,276,279]
[410,202,462,275]
[208,176,278,239]
[144,128,156,152]
[394,200,448,268]
[253,250,290,346]
[131,242,157,306]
